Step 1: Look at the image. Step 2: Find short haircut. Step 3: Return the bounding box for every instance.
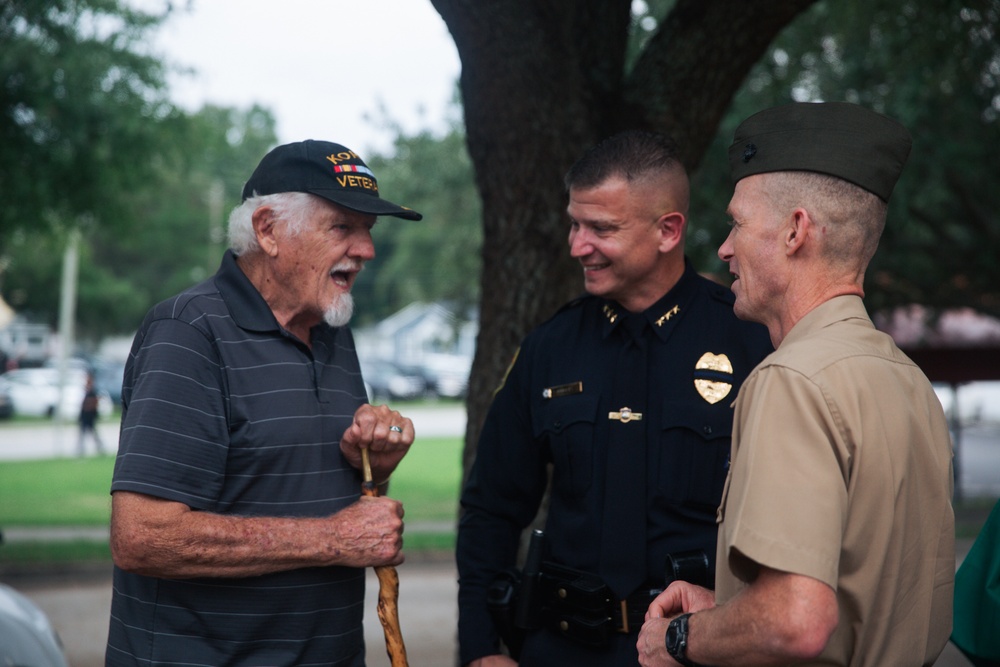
[564,130,686,192]
[765,171,888,268]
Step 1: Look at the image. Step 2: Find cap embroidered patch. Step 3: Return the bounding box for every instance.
[241,140,422,220]
[332,164,376,178]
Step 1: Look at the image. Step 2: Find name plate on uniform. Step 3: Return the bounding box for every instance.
[542,382,583,399]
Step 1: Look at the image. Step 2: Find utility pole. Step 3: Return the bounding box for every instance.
[207,179,225,274]
[52,227,80,454]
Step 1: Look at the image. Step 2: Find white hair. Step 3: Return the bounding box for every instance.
[227,191,325,256]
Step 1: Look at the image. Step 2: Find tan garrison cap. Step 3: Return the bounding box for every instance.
[728,102,912,202]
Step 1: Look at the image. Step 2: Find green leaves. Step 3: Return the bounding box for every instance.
[0,0,176,239]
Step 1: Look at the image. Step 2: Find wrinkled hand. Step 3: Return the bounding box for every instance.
[637,617,675,667]
[468,655,518,667]
[340,403,414,483]
[637,582,716,667]
[329,496,405,567]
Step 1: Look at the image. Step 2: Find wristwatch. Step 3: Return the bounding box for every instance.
[665,612,700,667]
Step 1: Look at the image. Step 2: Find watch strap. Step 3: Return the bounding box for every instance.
[665,612,700,667]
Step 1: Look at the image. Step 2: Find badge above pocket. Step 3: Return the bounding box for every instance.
[693,352,734,405]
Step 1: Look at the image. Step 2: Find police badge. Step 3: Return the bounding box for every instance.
[693,352,734,404]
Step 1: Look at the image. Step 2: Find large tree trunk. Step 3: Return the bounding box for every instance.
[430,0,817,484]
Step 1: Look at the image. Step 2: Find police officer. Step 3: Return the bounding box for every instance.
[456,130,773,667]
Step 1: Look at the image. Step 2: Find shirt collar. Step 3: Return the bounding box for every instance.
[600,258,701,342]
[214,250,283,333]
[780,294,872,349]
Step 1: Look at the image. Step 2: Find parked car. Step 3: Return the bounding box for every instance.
[0,579,69,667]
[360,359,427,403]
[93,359,126,406]
[0,367,112,420]
[419,353,471,399]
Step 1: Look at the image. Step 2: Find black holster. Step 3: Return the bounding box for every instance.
[486,528,545,659]
[486,569,524,658]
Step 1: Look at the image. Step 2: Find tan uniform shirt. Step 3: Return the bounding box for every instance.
[717,296,955,666]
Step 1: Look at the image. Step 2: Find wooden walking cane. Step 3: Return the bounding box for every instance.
[360,446,409,667]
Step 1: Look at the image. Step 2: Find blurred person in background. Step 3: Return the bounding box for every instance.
[76,372,105,456]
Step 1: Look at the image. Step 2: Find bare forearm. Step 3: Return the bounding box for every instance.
[684,573,837,666]
[684,604,789,666]
[639,569,837,667]
[111,491,403,579]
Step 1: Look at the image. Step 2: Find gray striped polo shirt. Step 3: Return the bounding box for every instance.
[107,251,370,666]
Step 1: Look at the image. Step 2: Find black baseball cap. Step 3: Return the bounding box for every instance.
[241,140,422,220]
[729,102,912,202]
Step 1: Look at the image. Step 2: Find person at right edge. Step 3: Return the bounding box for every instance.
[637,102,955,667]
[456,130,773,666]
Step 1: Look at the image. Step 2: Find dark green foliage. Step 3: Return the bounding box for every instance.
[0,0,178,239]
[684,0,1000,316]
[355,116,482,326]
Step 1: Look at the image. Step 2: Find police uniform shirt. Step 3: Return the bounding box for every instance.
[457,260,772,665]
[717,295,955,666]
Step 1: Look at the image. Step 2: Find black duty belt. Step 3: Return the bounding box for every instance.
[537,561,663,646]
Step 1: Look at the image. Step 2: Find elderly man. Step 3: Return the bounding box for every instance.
[457,130,772,667]
[106,140,421,666]
[637,103,955,666]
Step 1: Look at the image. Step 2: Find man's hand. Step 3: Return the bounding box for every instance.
[340,403,414,483]
[645,581,716,621]
[637,582,716,667]
[637,616,675,667]
[328,495,405,567]
[468,655,518,667]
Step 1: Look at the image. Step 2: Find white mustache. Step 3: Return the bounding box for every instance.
[332,261,364,274]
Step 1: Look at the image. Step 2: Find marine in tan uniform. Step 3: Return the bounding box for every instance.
[636,102,955,667]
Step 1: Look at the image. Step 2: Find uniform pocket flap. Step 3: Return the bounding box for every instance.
[658,399,732,441]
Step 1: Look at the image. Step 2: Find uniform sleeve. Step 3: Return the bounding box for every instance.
[456,345,550,665]
[111,317,229,510]
[720,365,848,590]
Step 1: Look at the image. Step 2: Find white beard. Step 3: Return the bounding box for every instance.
[324,291,354,328]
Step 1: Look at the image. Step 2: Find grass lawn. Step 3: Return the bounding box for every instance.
[0,436,463,563]
[1,432,995,563]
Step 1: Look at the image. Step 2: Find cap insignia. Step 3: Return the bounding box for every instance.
[332,164,376,178]
[324,149,361,165]
[742,143,757,163]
